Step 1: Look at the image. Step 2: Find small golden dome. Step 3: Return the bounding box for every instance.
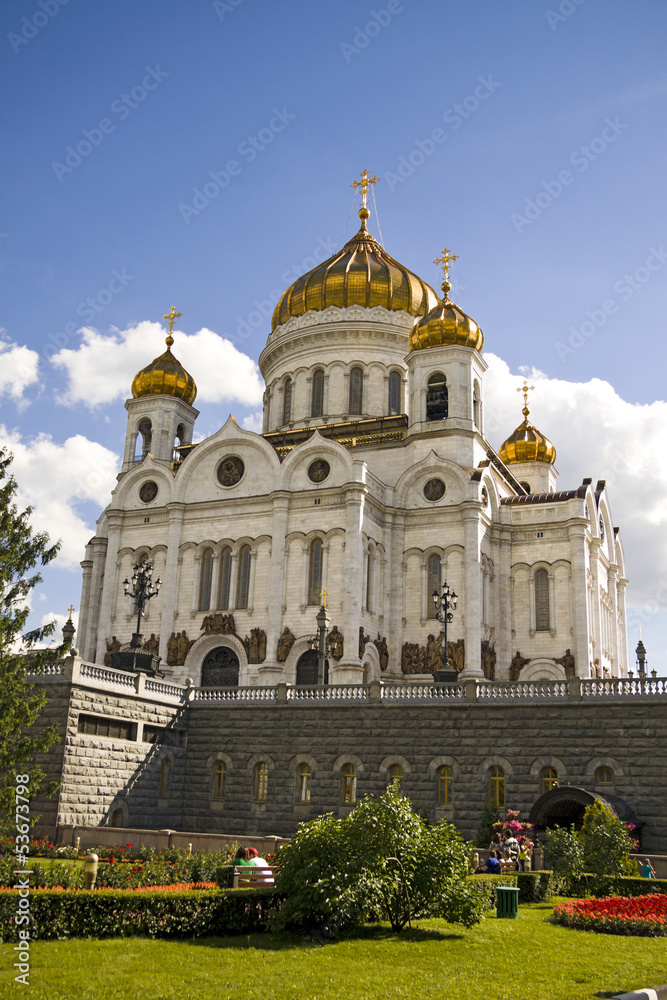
[499,389,556,465]
[271,209,438,330]
[409,248,483,353]
[131,311,197,405]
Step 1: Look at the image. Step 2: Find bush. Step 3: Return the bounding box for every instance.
[567,873,667,899]
[0,887,279,942]
[467,873,517,908]
[579,802,637,877]
[476,804,502,847]
[273,787,483,935]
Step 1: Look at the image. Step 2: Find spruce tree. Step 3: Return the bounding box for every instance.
[0,448,64,833]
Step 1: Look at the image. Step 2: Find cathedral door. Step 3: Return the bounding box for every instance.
[295,649,328,685]
[201,646,239,686]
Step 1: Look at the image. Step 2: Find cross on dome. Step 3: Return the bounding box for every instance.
[517,379,535,418]
[162,306,182,348]
[433,247,458,301]
[350,169,378,210]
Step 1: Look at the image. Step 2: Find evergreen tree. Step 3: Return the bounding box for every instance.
[0,449,64,833]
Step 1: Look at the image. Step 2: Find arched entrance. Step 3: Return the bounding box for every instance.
[295,649,328,685]
[201,646,239,686]
[529,786,639,838]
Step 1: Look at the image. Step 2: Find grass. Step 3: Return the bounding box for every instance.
[1,901,666,1000]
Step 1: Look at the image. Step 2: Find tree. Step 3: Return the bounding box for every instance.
[0,449,64,834]
[273,786,483,935]
[578,801,637,877]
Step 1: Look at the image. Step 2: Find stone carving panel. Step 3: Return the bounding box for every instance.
[217,456,244,487]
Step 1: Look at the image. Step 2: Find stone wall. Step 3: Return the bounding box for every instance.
[30,678,667,852]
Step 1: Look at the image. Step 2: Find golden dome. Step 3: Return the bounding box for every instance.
[409,248,483,353]
[131,309,197,405]
[271,208,438,330]
[499,393,556,465]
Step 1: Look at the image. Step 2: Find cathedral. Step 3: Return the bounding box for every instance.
[76,173,628,687]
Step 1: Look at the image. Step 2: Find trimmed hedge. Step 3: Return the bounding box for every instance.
[468,874,517,908]
[566,874,667,899]
[467,871,559,906]
[0,887,280,942]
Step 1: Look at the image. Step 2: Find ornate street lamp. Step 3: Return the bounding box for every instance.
[432,581,458,681]
[307,589,336,685]
[635,637,647,678]
[123,558,161,649]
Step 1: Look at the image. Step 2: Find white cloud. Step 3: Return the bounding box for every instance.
[242,410,263,433]
[483,353,667,611]
[0,335,40,403]
[1,426,119,569]
[50,321,264,409]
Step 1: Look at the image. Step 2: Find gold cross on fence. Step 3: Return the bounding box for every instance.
[517,380,535,417]
[319,588,330,608]
[433,247,459,281]
[66,605,75,620]
[350,170,378,210]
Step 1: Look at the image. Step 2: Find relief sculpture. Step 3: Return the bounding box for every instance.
[276,627,295,662]
[167,630,195,666]
[481,639,496,680]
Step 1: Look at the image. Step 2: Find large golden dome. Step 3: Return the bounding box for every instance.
[271,209,438,330]
[131,321,197,405]
[409,249,483,353]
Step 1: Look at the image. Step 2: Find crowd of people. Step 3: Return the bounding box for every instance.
[474,831,531,874]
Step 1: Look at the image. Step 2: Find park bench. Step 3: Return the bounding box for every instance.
[226,865,276,889]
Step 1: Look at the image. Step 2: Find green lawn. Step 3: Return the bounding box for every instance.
[1,902,666,1000]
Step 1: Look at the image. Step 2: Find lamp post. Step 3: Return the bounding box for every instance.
[123,559,161,649]
[432,580,458,681]
[635,638,647,678]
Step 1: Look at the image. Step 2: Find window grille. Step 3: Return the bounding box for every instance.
[349,367,363,415]
[236,545,251,609]
[311,370,324,418]
[283,378,292,424]
[427,554,441,618]
[535,569,549,630]
[218,548,232,609]
[199,549,213,611]
[308,539,323,606]
[388,371,401,415]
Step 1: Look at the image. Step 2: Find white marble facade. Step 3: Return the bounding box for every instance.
[77,275,628,688]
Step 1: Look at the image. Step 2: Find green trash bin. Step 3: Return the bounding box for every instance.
[495,885,520,919]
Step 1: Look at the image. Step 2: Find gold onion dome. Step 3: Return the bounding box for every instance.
[131,307,197,405]
[499,382,556,465]
[409,248,484,353]
[271,208,438,330]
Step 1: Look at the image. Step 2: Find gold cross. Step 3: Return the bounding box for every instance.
[67,605,75,619]
[350,170,378,210]
[517,380,535,417]
[434,247,459,281]
[162,306,182,347]
[319,588,330,607]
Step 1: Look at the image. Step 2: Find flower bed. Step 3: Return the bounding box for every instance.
[553,894,667,936]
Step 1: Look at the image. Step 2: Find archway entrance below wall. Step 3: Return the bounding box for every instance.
[201,646,239,686]
[296,649,328,685]
[528,786,641,844]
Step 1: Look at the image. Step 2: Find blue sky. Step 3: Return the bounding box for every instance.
[2,0,666,670]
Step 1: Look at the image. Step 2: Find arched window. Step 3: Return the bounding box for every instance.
[595,766,614,785]
[311,369,324,418]
[212,761,226,800]
[520,482,531,494]
[134,419,152,461]
[535,569,550,631]
[473,380,481,428]
[426,374,448,421]
[199,549,213,611]
[342,764,357,805]
[365,548,373,612]
[297,763,311,803]
[349,367,363,415]
[388,764,403,791]
[307,538,323,606]
[111,808,123,828]
[254,762,269,802]
[236,545,251,609]
[388,371,402,415]
[427,554,441,618]
[283,378,292,424]
[541,767,558,794]
[217,547,232,610]
[437,765,453,806]
[159,759,170,798]
[489,766,505,808]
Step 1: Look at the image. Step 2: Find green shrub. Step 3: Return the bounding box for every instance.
[273,787,483,935]
[467,873,517,908]
[0,887,279,942]
[567,873,667,899]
